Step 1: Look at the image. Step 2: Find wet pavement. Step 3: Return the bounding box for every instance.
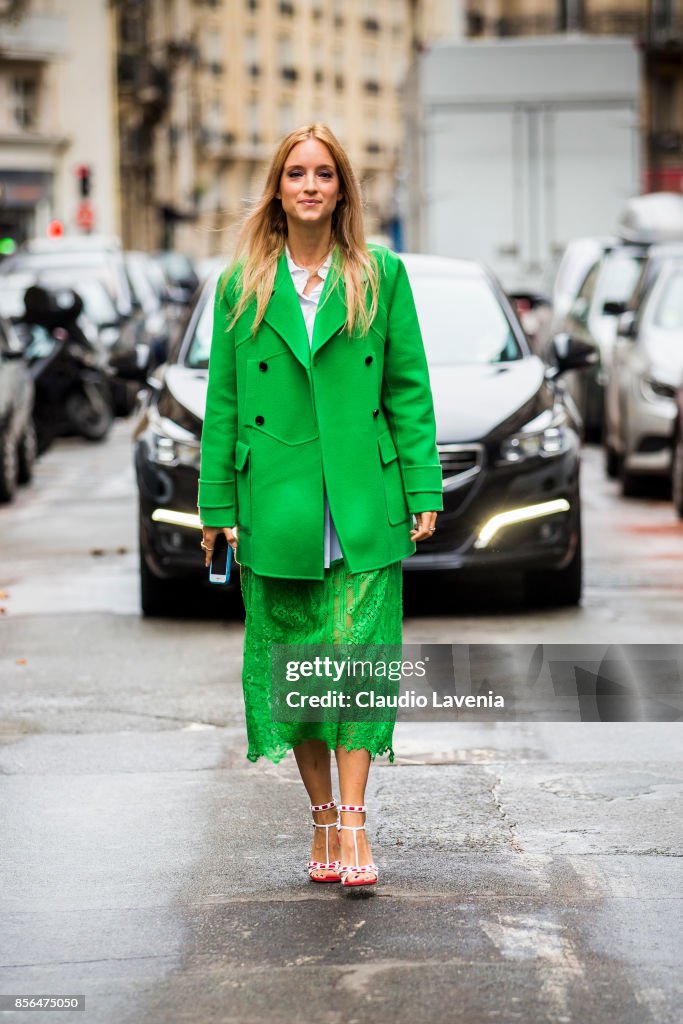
[0,419,682,1023]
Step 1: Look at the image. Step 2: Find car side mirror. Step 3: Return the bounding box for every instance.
[616,311,637,339]
[548,332,599,377]
[602,300,626,316]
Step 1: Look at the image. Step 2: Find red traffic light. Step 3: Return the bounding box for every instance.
[46,219,65,238]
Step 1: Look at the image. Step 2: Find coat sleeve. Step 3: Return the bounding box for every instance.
[197,275,238,527]
[381,255,443,514]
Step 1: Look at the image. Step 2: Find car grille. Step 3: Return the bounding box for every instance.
[438,443,485,491]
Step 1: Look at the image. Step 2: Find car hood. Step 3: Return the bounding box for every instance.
[156,365,207,436]
[159,359,550,445]
[430,358,549,442]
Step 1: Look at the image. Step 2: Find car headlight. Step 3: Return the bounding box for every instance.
[498,408,570,464]
[148,411,200,468]
[640,377,677,402]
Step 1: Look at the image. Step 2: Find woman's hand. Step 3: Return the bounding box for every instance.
[410,512,438,542]
[201,525,239,567]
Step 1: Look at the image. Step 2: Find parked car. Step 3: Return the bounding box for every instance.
[133,254,594,614]
[604,256,683,495]
[0,315,36,502]
[124,251,174,367]
[551,194,683,439]
[558,241,648,439]
[672,382,683,518]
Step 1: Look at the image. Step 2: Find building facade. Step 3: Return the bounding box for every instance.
[113,0,464,257]
[465,0,683,193]
[0,0,119,246]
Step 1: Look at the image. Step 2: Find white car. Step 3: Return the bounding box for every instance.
[605,257,683,495]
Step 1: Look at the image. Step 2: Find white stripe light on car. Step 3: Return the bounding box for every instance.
[474,498,571,549]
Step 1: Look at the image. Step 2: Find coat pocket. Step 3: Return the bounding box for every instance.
[377,428,409,526]
[234,439,252,533]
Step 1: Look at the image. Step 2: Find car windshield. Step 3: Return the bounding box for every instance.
[0,271,118,325]
[186,294,214,368]
[0,275,35,318]
[185,273,522,368]
[3,252,131,313]
[159,252,195,283]
[593,251,644,313]
[126,256,159,313]
[409,274,522,364]
[653,269,683,331]
[37,273,119,326]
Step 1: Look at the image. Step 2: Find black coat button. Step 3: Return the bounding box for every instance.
[259,361,268,371]
[372,408,379,418]
[365,355,373,365]
[255,415,265,425]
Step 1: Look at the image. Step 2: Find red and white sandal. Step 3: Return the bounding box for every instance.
[307,799,341,883]
[336,804,378,887]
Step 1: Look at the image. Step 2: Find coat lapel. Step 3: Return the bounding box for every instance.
[311,245,347,358]
[263,249,311,370]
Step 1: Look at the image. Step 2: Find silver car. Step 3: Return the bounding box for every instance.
[605,257,683,495]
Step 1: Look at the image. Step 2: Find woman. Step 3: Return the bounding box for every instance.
[198,124,442,887]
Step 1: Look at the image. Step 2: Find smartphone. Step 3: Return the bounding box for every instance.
[208,532,232,584]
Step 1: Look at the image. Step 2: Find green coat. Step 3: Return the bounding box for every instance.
[197,243,443,579]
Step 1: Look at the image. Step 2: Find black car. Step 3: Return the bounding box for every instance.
[401,255,592,605]
[0,315,36,502]
[133,254,594,614]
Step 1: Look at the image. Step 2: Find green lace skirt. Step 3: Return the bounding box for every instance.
[239,558,403,764]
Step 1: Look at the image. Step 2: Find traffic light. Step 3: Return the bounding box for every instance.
[46,220,64,239]
[76,164,91,198]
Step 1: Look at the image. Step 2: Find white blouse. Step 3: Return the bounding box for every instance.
[285,245,344,569]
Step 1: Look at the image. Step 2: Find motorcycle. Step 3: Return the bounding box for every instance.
[17,285,115,453]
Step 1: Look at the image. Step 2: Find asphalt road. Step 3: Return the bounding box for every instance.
[0,419,681,1024]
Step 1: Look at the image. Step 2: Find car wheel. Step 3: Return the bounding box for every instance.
[17,418,38,484]
[605,444,621,480]
[619,459,645,498]
[523,515,583,608]
[0,427,19,503]
[65,385,114,441]
[673,425,683,519]
[139,554,183,616]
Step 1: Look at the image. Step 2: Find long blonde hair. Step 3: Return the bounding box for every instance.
[224,123,380,337]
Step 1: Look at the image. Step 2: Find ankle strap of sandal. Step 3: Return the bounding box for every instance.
[338,804,366,813]
[310,799,336,812]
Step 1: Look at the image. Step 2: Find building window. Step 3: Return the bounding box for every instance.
[334,73,344,91]
[362,18,380,32]
[246,0,258,11]
[365,142,382,154]
[281,67,298,82]
[246,96,261,140]
[12,76,38,130]
[363,80,380,95]
[279,1,295,14]
[314,69,324,85]
[278,99,295,136]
